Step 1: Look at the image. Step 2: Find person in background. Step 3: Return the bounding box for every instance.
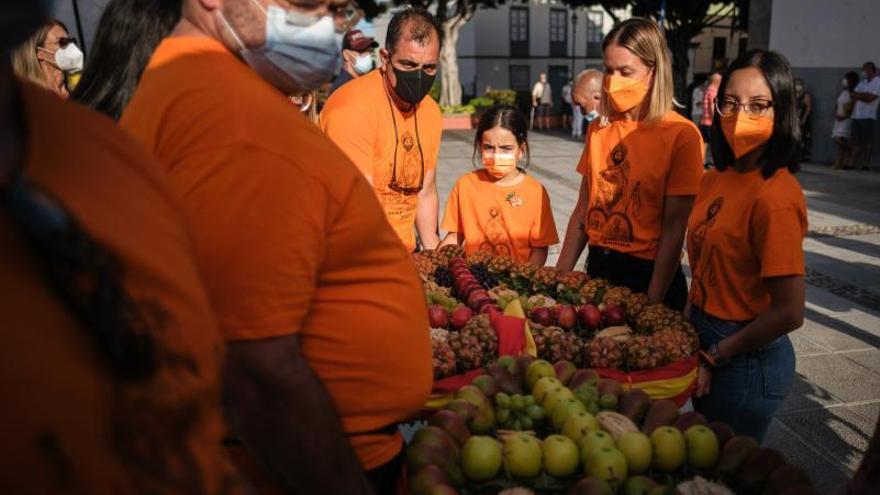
[321,8,443,253]
[556,18,703,311]
[832,72,860,169]
[71,0,181,120]
[795,78,813,162]
[531,72,552,131]
[571,68,603,139]
[561,78,573,130]
[328,29,378,96]
[10,19,82,98]
[851,61,880,171]
[690,49,806,442]
[0,2,242,493]
[691,76,706,125]
[701,73,722,166]
[440,105,558,266]
[120,0,432,493]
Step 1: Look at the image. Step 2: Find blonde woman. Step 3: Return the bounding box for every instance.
[11,19,82,98]
[557,18,703,310]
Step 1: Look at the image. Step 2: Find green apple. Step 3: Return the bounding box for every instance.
[651,426,686,472]
[616,431,652,474]
[542,434,580,477]
[562,411,600,444]
[684,425,720,469]
[551,397,587,430]
[584,446,628,490]
[532,376,562,403]
[503,432,543,479]
[461,436,502,481]
[526,360,556,391]
[579,430,615,458]
[542,386,575,412]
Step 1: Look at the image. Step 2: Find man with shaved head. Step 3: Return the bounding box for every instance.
[572,69,603,139]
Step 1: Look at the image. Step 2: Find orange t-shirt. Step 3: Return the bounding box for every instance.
[576,112,704,259]
[320,69,442,252]
[1,83,240,494]
[442,170,559,263]
[686,168,807,321]
[121,37,432,469]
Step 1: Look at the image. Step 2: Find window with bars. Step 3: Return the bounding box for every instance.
[510,7,529,57]
[586,10,603,58]
[510,65,531,91]
[550,9,567,57]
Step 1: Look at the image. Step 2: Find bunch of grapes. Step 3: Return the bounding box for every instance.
[469,263,500,289]
[432,265,454,288]
[494,392,546,431]
[571,381,617,415]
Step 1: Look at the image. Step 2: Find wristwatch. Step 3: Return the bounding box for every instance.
[701,343,729,368]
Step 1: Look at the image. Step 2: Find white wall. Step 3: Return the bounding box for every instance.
[769,0,879,69]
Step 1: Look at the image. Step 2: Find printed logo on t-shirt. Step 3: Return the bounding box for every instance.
[689,196,724,310]
[479,206,514,258]
[587,143,641,247]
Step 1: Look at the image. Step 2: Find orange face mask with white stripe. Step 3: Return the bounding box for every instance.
[483,152,518,179]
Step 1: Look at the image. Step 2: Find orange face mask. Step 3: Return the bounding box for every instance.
[483,152,517,179]
[720,112,774,159]
[604,74,650,113]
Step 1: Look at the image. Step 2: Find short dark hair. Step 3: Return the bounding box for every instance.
[472,105,530,169]
[864,61,877,72]
[385,7,442,53]
[844,71,860,92]
[711,49,800,178]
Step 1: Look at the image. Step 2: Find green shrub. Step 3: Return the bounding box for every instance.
[429,80,441,102]
[485,89,517,106]
[467,97,495,108]
[441,104,476,115]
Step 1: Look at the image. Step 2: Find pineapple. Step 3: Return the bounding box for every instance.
[556,270,589,304]
[530,324,565,361]
[625,335,669,370]
[467,249,495,267]
[509,263,538,293]
[531,266,560,296]
[447,332,483,372]
[460,315,498,365]
[546,331,585,366]
[431,330,456,379]
[587,337,624,369]
[623,292,649,324]
[436,244,465,265]
[580,278,610,305]
[652,328,696,363]
[487,255,515,276]
[600,285,632,309]
[411,252,437,279]
[634,303,683,335]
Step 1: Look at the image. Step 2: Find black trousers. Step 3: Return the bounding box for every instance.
[585,246,688,311]
[366,448,404,495]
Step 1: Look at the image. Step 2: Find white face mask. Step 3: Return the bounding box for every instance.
[353,53,374,75]
[220,1,341,94]
[842,79,849,89]
[40,43,83,73]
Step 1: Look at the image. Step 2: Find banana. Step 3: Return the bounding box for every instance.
[594,325,634,343]
[596,411,639,440]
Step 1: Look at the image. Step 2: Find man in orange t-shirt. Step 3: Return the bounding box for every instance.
[321,8,442,253]
[1,7,240,491]
[120,1,431,494]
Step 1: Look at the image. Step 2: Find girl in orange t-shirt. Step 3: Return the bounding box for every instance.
[556,18,704,311]
[687,49,807,441]
[440,105,559,265]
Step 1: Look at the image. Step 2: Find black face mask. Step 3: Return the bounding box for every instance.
[392,66,436,104]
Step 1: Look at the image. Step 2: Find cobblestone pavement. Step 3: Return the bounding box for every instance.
[436,128,880,492]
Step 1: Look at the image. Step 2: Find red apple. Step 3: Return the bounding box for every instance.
[450,307,474,330]
[556,305,577,330]
[450,258,466,268]
[473,298,495,314]
[451,267,470,278]
[480,304,502,319]
[601,304,626,326]
[530,307,555,326]
[578,304,602,330]
[428,304,449,328]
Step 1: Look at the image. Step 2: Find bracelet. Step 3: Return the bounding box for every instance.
[699,343,728,368]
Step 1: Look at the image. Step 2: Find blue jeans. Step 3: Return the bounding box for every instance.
[691,308,795,442]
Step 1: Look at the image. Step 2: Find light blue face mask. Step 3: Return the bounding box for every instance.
[220,1,342,94]
[353,53,374,75]
[585,110,599,123]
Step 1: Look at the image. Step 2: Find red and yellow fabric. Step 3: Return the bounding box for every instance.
[594,354,699,406]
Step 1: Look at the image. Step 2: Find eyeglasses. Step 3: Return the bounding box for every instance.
[384,88,424,195]
[716,98,774,118]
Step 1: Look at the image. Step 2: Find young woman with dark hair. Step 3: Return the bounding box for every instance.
[440,105,558,265]
[689,49,807,442]
[832,71,862,169]
[71,0,181,120]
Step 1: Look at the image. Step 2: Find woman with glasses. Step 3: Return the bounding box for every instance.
[556,18,703,311]
[688,49,806,442]
[11,19,83,98]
